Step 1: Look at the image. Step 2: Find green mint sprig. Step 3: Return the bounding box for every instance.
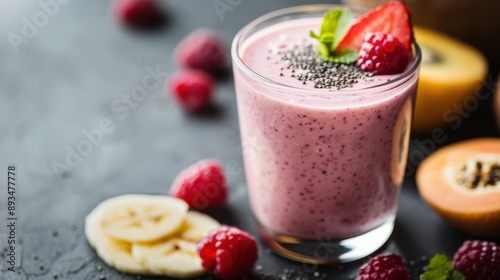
[419,254,465,280]
[309,8,357,64]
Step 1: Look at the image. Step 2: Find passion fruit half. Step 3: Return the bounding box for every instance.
[416,138,500,237]
[412,27,488,133]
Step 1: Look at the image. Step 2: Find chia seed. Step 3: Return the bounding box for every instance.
[256,265,263,273]
[277,43,371,89]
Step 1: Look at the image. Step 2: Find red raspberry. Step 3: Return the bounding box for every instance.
[356,32,409,75]
[197,226,258,279]
[170,159,227,209]
[168,69,214,112]
[114,0,164,27]
[356,254,411,280]
[452,240,500,280]
[174,29,227,74]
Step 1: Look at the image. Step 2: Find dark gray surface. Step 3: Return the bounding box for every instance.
[0,1,499,279]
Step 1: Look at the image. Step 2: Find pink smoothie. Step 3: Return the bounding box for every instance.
[234,18,419,239]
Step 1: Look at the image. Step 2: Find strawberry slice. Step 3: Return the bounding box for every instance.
[336,1,413,52]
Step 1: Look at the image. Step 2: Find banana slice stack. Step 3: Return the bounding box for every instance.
[85,194,220,278]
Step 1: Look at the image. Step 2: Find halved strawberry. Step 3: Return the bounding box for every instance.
[336,1,413,53]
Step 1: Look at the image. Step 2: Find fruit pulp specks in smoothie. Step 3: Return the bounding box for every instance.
[235,18,417,239]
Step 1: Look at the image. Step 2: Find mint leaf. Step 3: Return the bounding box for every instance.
[332,10,352,49]
[309,30,319,39]
[320,9,352,49]
[419,254,466,280]
[450,271,466,280]
[309,8,354,63]
[325,49,357,64]
[318,34,333,59]
[420,271,449,280]
[427,254,452,271]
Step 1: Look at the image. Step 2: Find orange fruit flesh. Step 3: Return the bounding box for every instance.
[416,138,500,237]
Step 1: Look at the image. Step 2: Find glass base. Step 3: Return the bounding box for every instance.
[257,215,395,264]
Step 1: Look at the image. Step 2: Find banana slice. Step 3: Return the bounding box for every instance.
[85,208,100,249]
[181,211,220,242]
[85,203,150,275]
[84,195,217,277]
[129,211,219,277]
[132,238,205,278]
[99,194,188,243]
[96,228,151,275]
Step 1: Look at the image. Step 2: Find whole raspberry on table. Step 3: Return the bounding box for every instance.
[357,32,409,75]
[356,253,411,280]
[197,226,258,279]
[170,159,227,209]
[168,69,215,112]
[114,0,164,27]
[452,240,500,280]
[174,29,227,74]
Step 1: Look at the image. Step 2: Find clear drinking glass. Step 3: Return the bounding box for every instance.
[232,5,421,263]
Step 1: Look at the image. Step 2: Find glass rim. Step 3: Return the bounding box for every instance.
[231,4,422,93]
